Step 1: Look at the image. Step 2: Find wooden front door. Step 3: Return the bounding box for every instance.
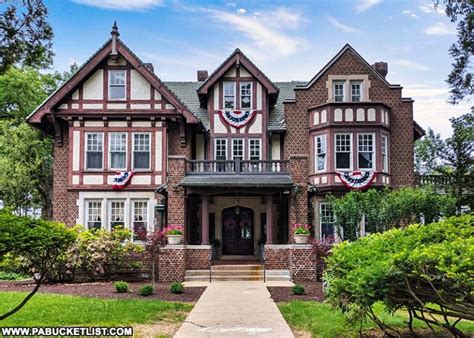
[222,206,254,255]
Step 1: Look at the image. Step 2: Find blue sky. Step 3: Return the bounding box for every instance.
[44,0,472,137]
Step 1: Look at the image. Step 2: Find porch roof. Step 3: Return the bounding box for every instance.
[180,175,293,188]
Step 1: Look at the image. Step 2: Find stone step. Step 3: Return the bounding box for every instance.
[211,264,263,271]
[184,269,291,282]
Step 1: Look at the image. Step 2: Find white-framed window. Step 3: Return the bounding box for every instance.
[335,133,352,170]
[249,138,261,160]
[109,200,125,230]
[358,133,375,170]
[133,133,150,170]
[86,200,102,230]
[240,82,252,109]
[109,70,126,100]
[319,202,335,240]
[315,134,327,172]
[132,200,148,242]
[224,82,235,109]
[333,80,345,102]
[350,80,362,102]
[232,139,244,160]
[85,132,104,170]
[382,134,389,173]
[214,138,227,160]
[109,132,127,170]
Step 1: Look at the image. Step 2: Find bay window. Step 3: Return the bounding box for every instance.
[335,133,352,170]
[133,200,148,242]
[133,133,150,170]
[86,132,103,170]
[358,133,375,170]
[224,82,235,109]
[109,200,125,230]
[109,70,126,100]
[240,82,252,109]
[86,200,102,230]
[315,134,327,172]
[333,81,345,102]
[382,134,389,173]
[109,132,127,170]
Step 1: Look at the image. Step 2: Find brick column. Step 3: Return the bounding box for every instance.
[201,195,209,245]
[289,155,309,242]
[167,156,186,225]
[266,195,273,244]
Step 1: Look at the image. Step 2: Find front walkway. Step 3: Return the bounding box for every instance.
[174,282,294,337]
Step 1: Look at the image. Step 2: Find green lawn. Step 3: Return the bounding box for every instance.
[279,301,474,338]
[0,292,192,327]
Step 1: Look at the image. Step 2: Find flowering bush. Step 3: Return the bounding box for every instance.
[161,224,184,236]
[292,224,310,235]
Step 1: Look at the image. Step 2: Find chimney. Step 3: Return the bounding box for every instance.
[110,21,120,60]
[372,62,388,78]
[197,70,208,82]
[144,63,154,73]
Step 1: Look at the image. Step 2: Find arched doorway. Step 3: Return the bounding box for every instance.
[222,206,254,255]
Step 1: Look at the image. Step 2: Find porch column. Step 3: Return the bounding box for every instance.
[266,195,273,244]
[201,195,209,245]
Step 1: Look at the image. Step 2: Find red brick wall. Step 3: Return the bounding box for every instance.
[52,130,78,227]
[158,247,186,282]
[289,155,309,240]
[185,247,211,270]
[265,245,317,281]
[265,246,289,270]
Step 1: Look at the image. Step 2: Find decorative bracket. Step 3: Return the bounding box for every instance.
[48,113,63,147]
[178,116,186,147]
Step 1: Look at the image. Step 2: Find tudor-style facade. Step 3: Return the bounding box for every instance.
[28,25,424,281]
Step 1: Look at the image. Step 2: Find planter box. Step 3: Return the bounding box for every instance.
[167,235,183,245]
[294,234,310,244]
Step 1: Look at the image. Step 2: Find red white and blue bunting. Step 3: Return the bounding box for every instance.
[218,109,256,129]
[338,171,377,190]
[112,171,134,190]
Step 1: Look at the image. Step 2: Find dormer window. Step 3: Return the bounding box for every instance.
[224,82,235,109]
[109,70,126,100]
[351,81,362,102]
[240,82,252,109]
[333,81,344,102]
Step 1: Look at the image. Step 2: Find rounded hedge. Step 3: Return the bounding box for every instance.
[139,284,153,297]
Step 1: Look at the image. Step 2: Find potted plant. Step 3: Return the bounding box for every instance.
[162,225,184,245]
[293,224,311,244]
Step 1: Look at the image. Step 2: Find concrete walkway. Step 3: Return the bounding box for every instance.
[174,282,294,337]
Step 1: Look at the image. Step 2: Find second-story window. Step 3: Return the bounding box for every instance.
[133,133,150,170]
[249,139,261,160]
[232,139,244,160]
[224,82,235,109]
[215,138,227,160]
[358,133,375,170]
[240,82,252,109]
[109,132,127,170]
[315,134,327,172]
[382,134,389,173]
[351,81,362,102]
[333,81,345,102]
[86,132,103,170]
[335,133,352,170]
[109,70,126,100]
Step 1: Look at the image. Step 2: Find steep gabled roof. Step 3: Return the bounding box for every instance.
[295,43,402,90]
[197,48,279,96]
[27,37,199,124]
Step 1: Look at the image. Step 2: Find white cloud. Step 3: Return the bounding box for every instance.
[226,2,236,7]
[327,16,360,33]
[391,59,429,71]
[236,8,246,14]
[402,10,418,19]
[423,22,456,36]
[419,4,444,15]
[355,0,381,13]
[71,0,163,10]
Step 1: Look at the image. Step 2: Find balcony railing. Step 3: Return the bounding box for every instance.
[186,159,290,175]
[416,174,454,187]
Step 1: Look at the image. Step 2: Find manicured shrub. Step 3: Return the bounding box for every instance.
[170,282,184,294]
[291,285,305,295]
[113,281,129,293]
[139,284,153,296]
[0,271,29,281]
[324,215,473,337]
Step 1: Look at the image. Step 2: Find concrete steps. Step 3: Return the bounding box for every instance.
[184,265,291,282]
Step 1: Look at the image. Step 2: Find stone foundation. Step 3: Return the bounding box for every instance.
[265,244,317,281]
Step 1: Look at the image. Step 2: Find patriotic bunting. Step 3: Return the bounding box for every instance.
[218,109,256,128]
[112,171,134,190]
[338,171,377,190]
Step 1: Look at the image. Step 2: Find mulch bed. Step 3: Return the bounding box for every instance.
[268,282,324,302]
[0,281,205,302]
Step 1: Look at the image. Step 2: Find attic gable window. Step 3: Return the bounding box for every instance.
[224,82,235,109]
[240,82,252,109]
[109,70,126,100]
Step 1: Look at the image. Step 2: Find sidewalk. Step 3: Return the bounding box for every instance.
[174,281,294,337]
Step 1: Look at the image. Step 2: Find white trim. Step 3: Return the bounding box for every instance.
[132,132,151,171]
[334,132,353,171]
[84,132,104,171]
[214,137,228,160]
[240,81,253,110]
[381,133,389,173]
[108,69,126,101]
[357,132,376,170]
[108,132,127,171]
[314,134,327,173]
[231,138,245,160]
[223,81,236,110]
